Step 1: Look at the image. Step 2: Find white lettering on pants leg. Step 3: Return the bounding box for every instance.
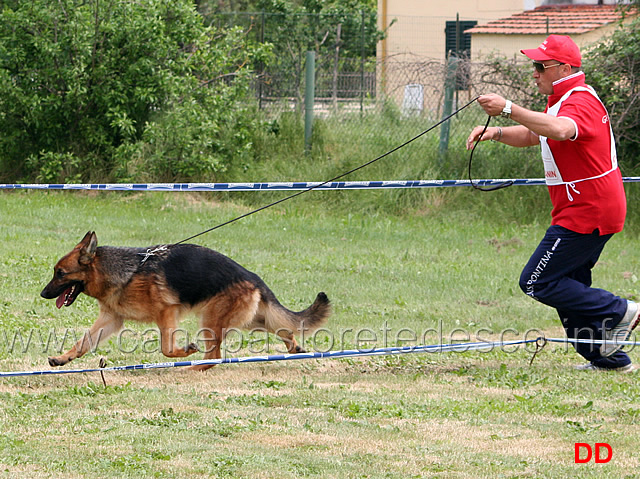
[525,240,559,299]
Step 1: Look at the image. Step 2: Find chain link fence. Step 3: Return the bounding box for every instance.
[210,13,539,148]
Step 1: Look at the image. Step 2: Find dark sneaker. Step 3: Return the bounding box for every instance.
[601,300,640,357]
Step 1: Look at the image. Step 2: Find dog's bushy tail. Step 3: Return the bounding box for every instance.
[266,292,331,334]
[294,292,331,331]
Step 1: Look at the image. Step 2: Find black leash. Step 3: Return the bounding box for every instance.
[468,115,514,192]
[174,96,481,246]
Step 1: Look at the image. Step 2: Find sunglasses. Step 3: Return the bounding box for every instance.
[533,61,564,73]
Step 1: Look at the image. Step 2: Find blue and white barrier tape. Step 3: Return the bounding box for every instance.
[0,339,535,378]
[3,177,640,192]
[1,336,637,378]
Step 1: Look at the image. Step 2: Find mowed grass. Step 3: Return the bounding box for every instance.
[1,189,640,478]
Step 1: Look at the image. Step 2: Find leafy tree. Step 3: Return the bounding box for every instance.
[201,0,381,108]
[584,13,640,168]
[253,0,379,59]
[0,0,272,182]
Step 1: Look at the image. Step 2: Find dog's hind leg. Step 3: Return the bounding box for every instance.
[276,329,306,354]
[189,284,261,372]
[259,303,306,354]
[156,306,199,359]
[48,311,123,367]
[188,326,223,372]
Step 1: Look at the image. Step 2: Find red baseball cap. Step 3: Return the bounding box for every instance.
[521,34,581,67]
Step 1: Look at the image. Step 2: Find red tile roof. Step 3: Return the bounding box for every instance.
[466,5,637,35]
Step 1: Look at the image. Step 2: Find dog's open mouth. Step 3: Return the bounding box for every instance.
[56,283,83,309]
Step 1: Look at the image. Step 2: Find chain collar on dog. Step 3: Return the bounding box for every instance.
[138,245,169,265]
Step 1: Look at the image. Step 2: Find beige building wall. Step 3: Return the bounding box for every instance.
[376,0,544,111]
[378,0,543,62]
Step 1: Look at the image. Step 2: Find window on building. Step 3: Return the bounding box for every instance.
[445,20,477,90]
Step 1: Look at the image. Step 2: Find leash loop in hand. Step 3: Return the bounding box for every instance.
[468,116,514,192]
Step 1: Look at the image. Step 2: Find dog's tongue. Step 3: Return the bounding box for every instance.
[56,287,72,309]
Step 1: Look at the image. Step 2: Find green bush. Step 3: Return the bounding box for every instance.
[584,14,640,169]
[0,0,271,183]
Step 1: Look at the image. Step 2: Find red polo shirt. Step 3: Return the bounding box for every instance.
[544,73,626,235]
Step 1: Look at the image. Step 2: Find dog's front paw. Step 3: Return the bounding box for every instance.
[48,356,68,367]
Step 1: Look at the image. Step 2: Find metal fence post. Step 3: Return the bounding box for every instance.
[258,11,265,110]
[305,50,316,153]
[360,9,366,116]
[438,55,458,158]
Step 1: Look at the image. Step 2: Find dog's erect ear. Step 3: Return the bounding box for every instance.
[76,231,98,265]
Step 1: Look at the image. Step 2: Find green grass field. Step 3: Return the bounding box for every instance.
[1,189,640,478]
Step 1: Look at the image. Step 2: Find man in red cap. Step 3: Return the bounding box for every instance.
[466,34,639,371]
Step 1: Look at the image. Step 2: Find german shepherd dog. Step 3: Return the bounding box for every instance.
[40,232,330,371]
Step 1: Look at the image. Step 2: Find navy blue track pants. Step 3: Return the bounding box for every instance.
[519,225,630,368]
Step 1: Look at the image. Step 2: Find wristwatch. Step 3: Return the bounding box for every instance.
[501,100,512,119]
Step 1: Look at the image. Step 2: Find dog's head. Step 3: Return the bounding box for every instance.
[40,231,98,308]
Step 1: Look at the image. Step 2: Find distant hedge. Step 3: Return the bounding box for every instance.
[0,0,272,183]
